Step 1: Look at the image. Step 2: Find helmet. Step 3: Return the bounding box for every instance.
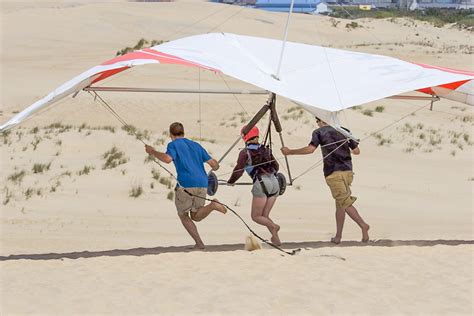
[241,125,259,142]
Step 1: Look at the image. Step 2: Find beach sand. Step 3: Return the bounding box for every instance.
[1,1,473,314]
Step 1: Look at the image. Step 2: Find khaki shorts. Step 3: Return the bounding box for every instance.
[174,187,206,216]
[325,171,357,210]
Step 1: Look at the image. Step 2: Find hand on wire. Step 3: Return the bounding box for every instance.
[145,144,155,156]
[281,146,291,156]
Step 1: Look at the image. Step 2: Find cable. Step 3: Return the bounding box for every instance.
[292,139,349,181]
[207,6,247,34]
[291,100,433,181]
[87,92,300,256]
[162,5,232,41]
[198,68,202,143]
[217,72,251,118]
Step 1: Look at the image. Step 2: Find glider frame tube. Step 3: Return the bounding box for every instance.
[84,87,269,95]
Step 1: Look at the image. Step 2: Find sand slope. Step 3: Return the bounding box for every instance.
[1,1,473,315]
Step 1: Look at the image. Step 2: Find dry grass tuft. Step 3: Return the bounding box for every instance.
[102,146,128,169]
[32,162,51,174]
[8,170,26,184]
[130,184,143,198]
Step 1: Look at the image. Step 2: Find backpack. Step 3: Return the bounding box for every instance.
[245,144,276,179]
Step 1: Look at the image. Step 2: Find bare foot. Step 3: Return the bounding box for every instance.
[211,199,227,214]
[361,224,370,243]
[188,244,205,250]
[270,224,281,246]
[331,236,341,244]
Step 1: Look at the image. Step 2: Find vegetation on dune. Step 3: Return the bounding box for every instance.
[32,162,51,174]
[77,165,95,176]
[3,187,13,205]
[130,184,144,198]
[116,38,167,56]
[102,146,129,169]
[8,170,26,184]
[329,8,474,28]
[121,125,151,141]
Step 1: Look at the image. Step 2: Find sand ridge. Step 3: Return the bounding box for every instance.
[1,1,473,314]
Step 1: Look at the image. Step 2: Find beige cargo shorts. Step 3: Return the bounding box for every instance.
[325,170,357,210]
[174,187,206,216]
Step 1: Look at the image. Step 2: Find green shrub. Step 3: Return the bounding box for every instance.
[374,106,385,113]
[8,170,26,184]
[362,109,373,117]
[130,185,143,198]
[116,39,166,56]
[31,136,42,150]
[151,169,160,181]
[102,146,128,169]
[159,177,172,187]
[3,187,13,205]
[346,21,361,29]
[32,162,51,174]
[78,165,95,176]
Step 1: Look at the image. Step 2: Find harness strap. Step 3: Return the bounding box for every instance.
[256,174,271,198]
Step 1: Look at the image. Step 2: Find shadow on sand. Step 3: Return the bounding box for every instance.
[0,239,472,261]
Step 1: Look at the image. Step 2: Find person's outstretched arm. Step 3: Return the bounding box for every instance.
[281,145,316,156]
[227,150,247,184]
[145,145,173,164]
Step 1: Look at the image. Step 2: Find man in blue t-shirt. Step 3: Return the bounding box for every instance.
[281,116,369,244]
[145,122,226,249]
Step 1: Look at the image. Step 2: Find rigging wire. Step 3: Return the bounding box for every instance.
[291,100,433,181]
[312,14,346,111]
[198,68,202,143]
[217,72,251,119]
[360,100,433,142]
[216,155,287,179]
[87,91,299,256]
[162,5,232,41]
[207,6,248,34]
[291,139,350,182]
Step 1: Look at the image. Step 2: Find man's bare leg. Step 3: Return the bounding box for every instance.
[178,213,205,249]
[262,196,281,246]
[332,207,346,244]
[191,199,227,222]
[345,205,370,242]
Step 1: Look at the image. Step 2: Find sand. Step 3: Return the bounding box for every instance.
[1,1,473,315]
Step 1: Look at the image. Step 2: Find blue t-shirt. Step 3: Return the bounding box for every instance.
[166,138,212,188]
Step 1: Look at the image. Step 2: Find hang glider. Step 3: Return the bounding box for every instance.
[1,32,473,133]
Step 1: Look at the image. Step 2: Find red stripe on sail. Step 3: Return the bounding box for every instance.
[414,62,474,76]
[100,49,219,72]
[141,48,219,72]
[417,80,470,95]
[91,67,130,84]
[92,49,220,85]
[101,51,163,65]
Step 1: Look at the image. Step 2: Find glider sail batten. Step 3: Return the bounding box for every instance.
[1,32,473,133]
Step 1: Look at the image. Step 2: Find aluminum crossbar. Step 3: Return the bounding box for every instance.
[84,86,268,95]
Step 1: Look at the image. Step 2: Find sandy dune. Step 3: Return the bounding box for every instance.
[1,1,473,315]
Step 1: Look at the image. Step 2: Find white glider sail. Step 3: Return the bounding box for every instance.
[1,33,473,132]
